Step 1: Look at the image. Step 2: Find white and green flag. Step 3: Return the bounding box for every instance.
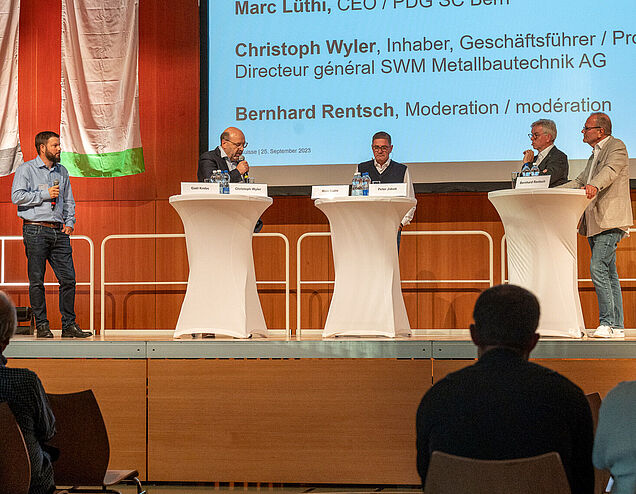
[60,0,144,177]
[0,0,23,176]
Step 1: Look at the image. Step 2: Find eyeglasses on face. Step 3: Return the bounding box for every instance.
[225,139,248,148]
[528,133,546,139]
[582,126,601,132]
[372,145,391,152]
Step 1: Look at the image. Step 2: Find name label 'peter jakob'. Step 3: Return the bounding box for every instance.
[236,103,395,121]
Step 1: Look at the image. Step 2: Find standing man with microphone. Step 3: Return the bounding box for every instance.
[197,126,262,232]
[11,131,91,338]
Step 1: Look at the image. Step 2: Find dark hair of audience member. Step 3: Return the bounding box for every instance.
[472,284,540,351]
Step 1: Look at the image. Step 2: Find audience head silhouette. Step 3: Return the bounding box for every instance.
[470,284,540,358]
[0,290,17,353]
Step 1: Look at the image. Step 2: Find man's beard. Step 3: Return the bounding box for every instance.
[45,150,60,163]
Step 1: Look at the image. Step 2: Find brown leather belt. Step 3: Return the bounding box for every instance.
[24,220,62,229]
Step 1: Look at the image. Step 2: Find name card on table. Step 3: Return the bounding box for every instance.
[515,175,550,189]
[311,185,349,199]
[369,183,407,197]
[229,183,268,196]
[181,182,221,194]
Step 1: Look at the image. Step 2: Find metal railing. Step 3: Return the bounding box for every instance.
[296,230,494,337]
[501,227,636,284]
[0,235,95,332]
[100,233,290,336]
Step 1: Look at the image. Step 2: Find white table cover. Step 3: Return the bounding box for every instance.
[169,194,273,338]
[488,189,589,338]
[314,196,417,337]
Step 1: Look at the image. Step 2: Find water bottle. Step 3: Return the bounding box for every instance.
[351,172,362,196]
[521,163,531,177]
[530,162,540,176]
[222,171,230,194]
[361,172,370,196]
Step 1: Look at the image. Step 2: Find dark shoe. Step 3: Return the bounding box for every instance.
[61,323,92,338]
[36,323,54,339]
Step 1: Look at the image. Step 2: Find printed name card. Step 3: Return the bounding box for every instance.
[369,183,407,197]
[515,175,550,189]
[181,182,221,194]
[311,185,349,199]
[229,183,268,196]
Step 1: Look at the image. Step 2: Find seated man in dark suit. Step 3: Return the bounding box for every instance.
[0,291,57,494]
[197,127,250,183]
[416,284,594,494]
[521,118,569,186]
[357,131,416,249]
[198,126,262,233]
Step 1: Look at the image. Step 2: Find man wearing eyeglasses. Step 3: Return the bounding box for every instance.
[197,127,263,238]
[357,131,416,249]
[197,127,250,183]
[521,118,569,187]
[561,112,632,338]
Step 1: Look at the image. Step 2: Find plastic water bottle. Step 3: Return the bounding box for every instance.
[351,172,362,196]
[361,172,370,196]
[530,162,540,176]
[521,163,531,177]
[222,171,230,194]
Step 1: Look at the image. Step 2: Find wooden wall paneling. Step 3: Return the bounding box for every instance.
[0,176,16,205]
[7,358,147,479]
[99,201,157,329]
[148,359,430,484]
[154,200,187,329]
[433,358,636,399]
[400,203,420,331]
[261,196,333,332]
[412,194,503,330]
[136,0,199,202]
[432,359,475,384]
[535,359,636,398]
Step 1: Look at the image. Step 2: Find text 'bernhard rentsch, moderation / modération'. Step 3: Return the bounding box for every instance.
[234,97,613,122]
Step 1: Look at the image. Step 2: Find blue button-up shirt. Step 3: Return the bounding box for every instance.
[11,156,76,227]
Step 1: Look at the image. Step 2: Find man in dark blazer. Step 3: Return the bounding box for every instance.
[198,127,250,183]
[198,127,262,233]
[521,118,569,187]
[416,284,594,494]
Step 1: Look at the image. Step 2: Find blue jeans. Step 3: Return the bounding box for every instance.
[22,224,76,327]
[588,229,624,328]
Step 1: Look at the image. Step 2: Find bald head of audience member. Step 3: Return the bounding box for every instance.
[0,291,17,355]
[470,284,540,359]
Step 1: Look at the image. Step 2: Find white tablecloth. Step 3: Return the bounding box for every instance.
[488,189,590,337]
[169,194,272,338]
[314,196,417,337]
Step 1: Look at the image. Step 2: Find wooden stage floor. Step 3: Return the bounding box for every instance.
[6,328,636,360]
[5,330,636,485]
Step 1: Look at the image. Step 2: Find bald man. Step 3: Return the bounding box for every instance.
[197,127,263,233]
[197,127,250,183]
[562,113,632,338]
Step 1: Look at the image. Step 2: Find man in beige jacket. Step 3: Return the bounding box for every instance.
[562,112,633,338]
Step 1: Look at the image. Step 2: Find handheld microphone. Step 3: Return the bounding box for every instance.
[51,179,59,210]
[238,155,249,181]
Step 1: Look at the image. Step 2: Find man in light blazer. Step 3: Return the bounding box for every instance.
[562,112,633,338]
[521,118,569,187]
